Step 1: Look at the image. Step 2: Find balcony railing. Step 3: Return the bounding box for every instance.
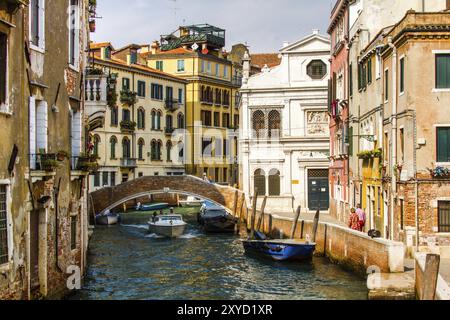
[165,99,181,112]
[71,156,99,173]
[120,120,137,133]
[120,90,137,105]
[30,153,59,172]
[232,76,243,87]
[121,158,137,168]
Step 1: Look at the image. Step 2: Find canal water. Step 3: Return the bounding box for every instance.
[71,208,368,300]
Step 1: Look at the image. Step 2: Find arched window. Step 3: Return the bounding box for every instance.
[177,113,185,129]
[151,110,156,130]
[252,110,265,139]
[122,137,130,159]
[268,110,281,138]
[93,135,101,156]
[137,108,145,129]
[166,114,173,131]
[166,140,173,162]
[157,111,162,130]
[254,169,266,196]
[157,140,163,160]
[215,88,221,105]
[138,138,145,160]
[111,107,118,126]
[151,140,157,160]
[110,136,117,159]
[268,169,281,196]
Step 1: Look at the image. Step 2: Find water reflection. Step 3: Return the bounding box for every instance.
[70,209,367,300]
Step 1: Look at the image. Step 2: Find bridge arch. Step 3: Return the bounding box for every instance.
[90,175,244,215]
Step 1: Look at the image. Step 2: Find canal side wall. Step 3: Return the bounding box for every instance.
[251,213,405,276]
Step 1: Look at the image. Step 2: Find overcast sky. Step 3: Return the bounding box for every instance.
[92,0,334,53]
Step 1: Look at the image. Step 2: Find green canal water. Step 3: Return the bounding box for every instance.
[70,208,368,300]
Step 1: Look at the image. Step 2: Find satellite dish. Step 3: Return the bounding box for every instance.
[191,43,199,51]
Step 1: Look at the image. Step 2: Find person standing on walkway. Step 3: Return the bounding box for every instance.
[348,208,360,231]
[356,204,366,232]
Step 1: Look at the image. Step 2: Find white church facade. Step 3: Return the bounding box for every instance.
[239,31,331,214]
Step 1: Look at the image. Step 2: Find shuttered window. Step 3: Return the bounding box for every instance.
[0,33,7,105]
[137,81,146,97]
[400,58,405,93]
[385,69,389,101]
[0,185,8,265]
[438,201,450,233]
[437,127,450,163]
[71,215,77,250]
[436,54,450,89]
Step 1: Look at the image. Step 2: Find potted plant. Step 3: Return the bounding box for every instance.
[430,166,450,178]
[56,150,69,161]
[41,159,59,172]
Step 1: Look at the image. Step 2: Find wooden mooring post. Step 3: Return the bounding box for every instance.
[421,254,441,300]
[249,188,258,239]
[311,210,320,243]
[256,196,267,232]
[290,206,301,239]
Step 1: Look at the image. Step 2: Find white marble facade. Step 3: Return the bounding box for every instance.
[239,31,331,214]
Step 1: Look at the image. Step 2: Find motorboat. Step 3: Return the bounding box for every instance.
[241,231,315,261]
[96,211,120,226]
[179,196,203,207]
[148,214,187,238]
[197,201,237,233]
[135,202,169,212]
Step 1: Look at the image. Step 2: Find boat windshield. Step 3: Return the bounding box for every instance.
[203,210,227,218]
[159,216,182,222]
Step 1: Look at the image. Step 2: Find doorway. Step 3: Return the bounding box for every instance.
[308,169,329,211]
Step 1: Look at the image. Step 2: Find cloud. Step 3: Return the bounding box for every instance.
[92,0,332,53]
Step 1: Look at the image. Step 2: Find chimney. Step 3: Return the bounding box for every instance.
[151,41,160,54]
[126,54,131,66]
[312,29,320,35]
[242,51,251,85]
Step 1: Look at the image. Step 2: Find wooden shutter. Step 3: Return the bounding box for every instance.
[437,127,450,162]
[0,33,6,104]
[436,55,450,89]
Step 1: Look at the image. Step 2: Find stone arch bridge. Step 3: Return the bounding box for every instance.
[89,175,245,215]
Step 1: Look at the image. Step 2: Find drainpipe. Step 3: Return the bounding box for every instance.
[388,36,397,241]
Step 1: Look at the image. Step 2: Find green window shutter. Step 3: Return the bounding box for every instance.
[436,55,450,89]
[349,64,353,96]
[437,128,450,162]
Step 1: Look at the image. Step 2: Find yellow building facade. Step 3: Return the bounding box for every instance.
[143,25,241,185]
[88,43,187,191]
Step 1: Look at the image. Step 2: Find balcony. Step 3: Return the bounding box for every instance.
[71,155,99,173]
[30,153,59,172]
[165,127,175,136]
[121,158,137,169]
[165,99,181,112]
[120,90,137,105]
[120,120,136,133]
[85,70,109,130]
[232,76,243,87]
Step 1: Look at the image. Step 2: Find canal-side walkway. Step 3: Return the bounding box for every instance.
[275,211,347,228]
